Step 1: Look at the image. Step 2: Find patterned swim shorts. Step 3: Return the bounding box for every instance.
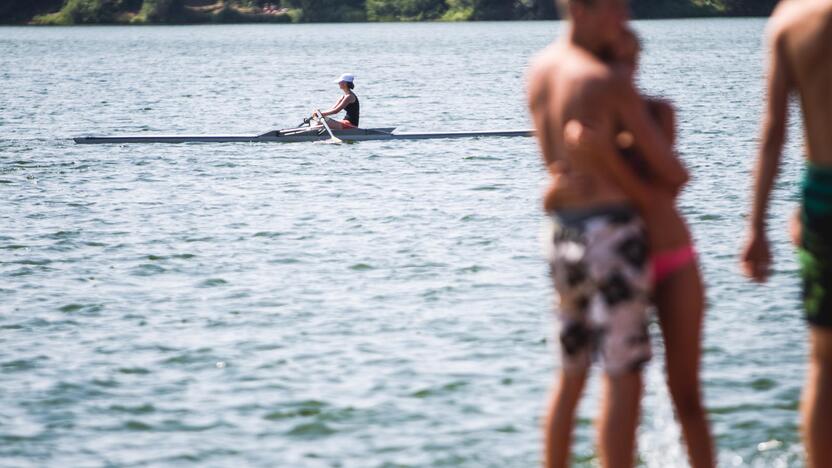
[545,205,653,375]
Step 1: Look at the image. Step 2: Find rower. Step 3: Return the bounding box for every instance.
[312,73,359,130]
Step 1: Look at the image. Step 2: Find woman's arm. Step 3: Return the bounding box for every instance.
[565,120,656,213]
[614,76,688,194]
[320,94,354,116]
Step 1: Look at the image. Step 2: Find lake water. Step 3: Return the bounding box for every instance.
[0,19,809,467]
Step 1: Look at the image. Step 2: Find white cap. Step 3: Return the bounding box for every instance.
[334,73,355,84]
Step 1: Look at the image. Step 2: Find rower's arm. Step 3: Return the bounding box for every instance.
[750,29,792,232]
[320,95,353,116]
[614,77,688,194]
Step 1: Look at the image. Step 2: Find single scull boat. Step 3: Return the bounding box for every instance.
[73,126,533,144]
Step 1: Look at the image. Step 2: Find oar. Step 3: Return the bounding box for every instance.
[315,110,342,144]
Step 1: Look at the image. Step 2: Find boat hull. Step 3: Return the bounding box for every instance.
[73,128,532,144]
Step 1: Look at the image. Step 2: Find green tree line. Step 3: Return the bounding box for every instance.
[1,0,780,25]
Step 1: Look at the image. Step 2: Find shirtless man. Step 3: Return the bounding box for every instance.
[741,2,832,466]
[527,1,687,466]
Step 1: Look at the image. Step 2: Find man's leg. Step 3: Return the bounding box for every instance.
[545,215,594,468]
[655,262,715,468]
[598,371,642,468]
[803,327,832,468]
[545,368,588,468]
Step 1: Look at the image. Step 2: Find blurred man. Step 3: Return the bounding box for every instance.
[741,1,832,466]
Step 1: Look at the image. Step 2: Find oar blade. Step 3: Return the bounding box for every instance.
[315,111,342,144]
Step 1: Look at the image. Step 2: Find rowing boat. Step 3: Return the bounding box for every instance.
[73,126,533,144]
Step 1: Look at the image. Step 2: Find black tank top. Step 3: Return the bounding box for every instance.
[344,93,359,126]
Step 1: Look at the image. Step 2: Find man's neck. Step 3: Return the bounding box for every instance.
[566,24,604,56]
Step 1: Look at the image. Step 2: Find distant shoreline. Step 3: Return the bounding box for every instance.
[0,0,777,26]
[0,15,773,26]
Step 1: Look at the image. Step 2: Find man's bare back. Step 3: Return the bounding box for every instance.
[769,0,832,165]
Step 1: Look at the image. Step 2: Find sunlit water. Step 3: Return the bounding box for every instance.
[1,19,807,466]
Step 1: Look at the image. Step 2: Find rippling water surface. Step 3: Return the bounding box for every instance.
[1,19,808,466]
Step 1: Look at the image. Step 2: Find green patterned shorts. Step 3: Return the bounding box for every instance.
[800,164,832,328]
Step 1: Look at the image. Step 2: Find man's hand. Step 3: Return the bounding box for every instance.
[741,229,772,282]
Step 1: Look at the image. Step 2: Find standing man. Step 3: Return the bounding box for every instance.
[741,1,832,466]
[527,0,689,466]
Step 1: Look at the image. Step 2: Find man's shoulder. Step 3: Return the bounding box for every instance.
[530,44,615,84]
[768,0,830,38]
[767,2,797,38]
[528,43,562,78]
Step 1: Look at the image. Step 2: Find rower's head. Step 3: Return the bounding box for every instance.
[335,73,355,92]
[558,0,630,49]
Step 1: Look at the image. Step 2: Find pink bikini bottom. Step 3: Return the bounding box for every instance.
[652,245,696,284]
